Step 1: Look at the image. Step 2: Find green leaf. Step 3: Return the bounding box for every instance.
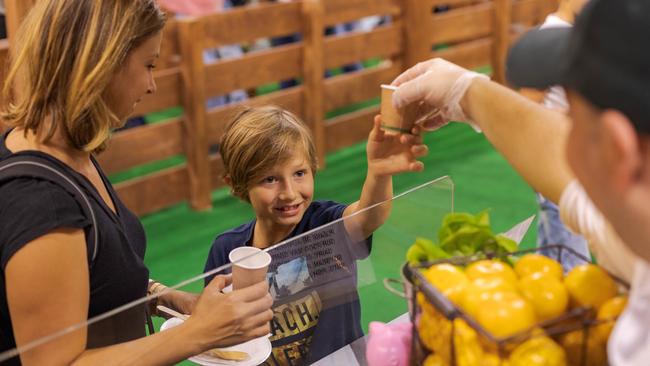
[475,209,491,228]
[419,211,523,263]
[406,244,428,264]
[438,212,477,242]
[414,237,451,261]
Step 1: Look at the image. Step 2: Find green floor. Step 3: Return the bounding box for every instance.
[137,122,538,364]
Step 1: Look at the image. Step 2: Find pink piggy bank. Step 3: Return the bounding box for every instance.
[366,321,412,366]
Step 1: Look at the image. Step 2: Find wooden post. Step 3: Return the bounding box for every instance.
[178,18,212,211]
[302,0,326,168]
[5,0,37,41]
[492,0,512,84]
[403,0,432,69]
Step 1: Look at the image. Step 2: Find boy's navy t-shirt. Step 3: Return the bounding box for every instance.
[204,200,372,366]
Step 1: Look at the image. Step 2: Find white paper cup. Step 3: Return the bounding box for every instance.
[229,247,272,290]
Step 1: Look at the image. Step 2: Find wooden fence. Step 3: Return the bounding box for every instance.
[0,0,555,216]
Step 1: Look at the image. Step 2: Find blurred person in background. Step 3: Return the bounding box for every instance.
[159,0,249,108]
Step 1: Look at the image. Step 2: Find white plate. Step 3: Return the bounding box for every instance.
[160,317,272,366]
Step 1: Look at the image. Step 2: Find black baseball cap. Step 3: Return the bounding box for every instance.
[506,0,650,132]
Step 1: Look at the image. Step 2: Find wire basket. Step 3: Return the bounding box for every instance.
[405,244,629,366]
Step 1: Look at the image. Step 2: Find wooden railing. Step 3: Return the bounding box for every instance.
[1,0,555,216]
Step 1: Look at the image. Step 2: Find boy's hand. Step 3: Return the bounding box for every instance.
[366,115,428,177]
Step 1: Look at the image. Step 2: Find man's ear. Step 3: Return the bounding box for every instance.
[600,109,642,193]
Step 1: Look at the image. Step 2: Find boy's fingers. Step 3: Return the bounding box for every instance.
[411,145,429,158]
[371,116,385,141]
[400,133,423,145]
[409,161,425,172]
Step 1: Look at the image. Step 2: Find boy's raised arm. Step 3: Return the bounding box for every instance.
[343,116,428,241]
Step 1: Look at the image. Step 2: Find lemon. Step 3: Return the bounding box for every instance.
[418,309,452,362]
[509,336,567,366]
[422,354,446,366]
[596,295,628,342]
[476,291,537,339]
[559,329,607,366]
[515,254,563,280]
[453,318,484,366]
[482,352,505,366]
[518,273,569,321]
[564,264,617,309]
[423,263,470,305]
[466,260,518,286]
[461,277,518,319]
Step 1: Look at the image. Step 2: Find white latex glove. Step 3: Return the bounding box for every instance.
[391,58,489,132]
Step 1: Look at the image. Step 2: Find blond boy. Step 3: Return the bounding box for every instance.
[204,106,427,365]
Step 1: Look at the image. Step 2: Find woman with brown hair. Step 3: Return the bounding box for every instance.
[0,1,272,365]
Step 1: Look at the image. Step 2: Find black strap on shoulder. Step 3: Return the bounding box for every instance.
[0,154,99,267]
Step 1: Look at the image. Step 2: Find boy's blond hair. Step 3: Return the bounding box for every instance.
[1,0,166,153]
[220,106,318,202]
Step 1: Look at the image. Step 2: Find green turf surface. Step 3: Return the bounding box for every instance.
[139,122,538,366]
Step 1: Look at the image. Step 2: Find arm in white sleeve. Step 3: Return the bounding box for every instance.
[559,181,638,282]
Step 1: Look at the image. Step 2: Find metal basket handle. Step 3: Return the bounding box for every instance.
[383,278,407,298]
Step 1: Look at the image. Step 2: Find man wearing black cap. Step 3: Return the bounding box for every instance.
[390,0,649,363]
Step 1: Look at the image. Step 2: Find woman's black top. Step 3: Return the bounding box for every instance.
[0,130,149,363]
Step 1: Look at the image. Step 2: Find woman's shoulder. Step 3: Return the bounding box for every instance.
[0,178,89,268]
[0,177,82,212]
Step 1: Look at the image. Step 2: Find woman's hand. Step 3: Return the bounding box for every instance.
[366,115,428,177]
[185,275,273,349]
[159,289,199,316]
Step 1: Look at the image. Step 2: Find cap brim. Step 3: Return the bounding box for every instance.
[506,27,572,89]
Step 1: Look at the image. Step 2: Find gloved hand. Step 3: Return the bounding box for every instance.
[391,58,489,132]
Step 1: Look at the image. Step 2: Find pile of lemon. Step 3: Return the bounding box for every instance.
[417,254,627,366]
